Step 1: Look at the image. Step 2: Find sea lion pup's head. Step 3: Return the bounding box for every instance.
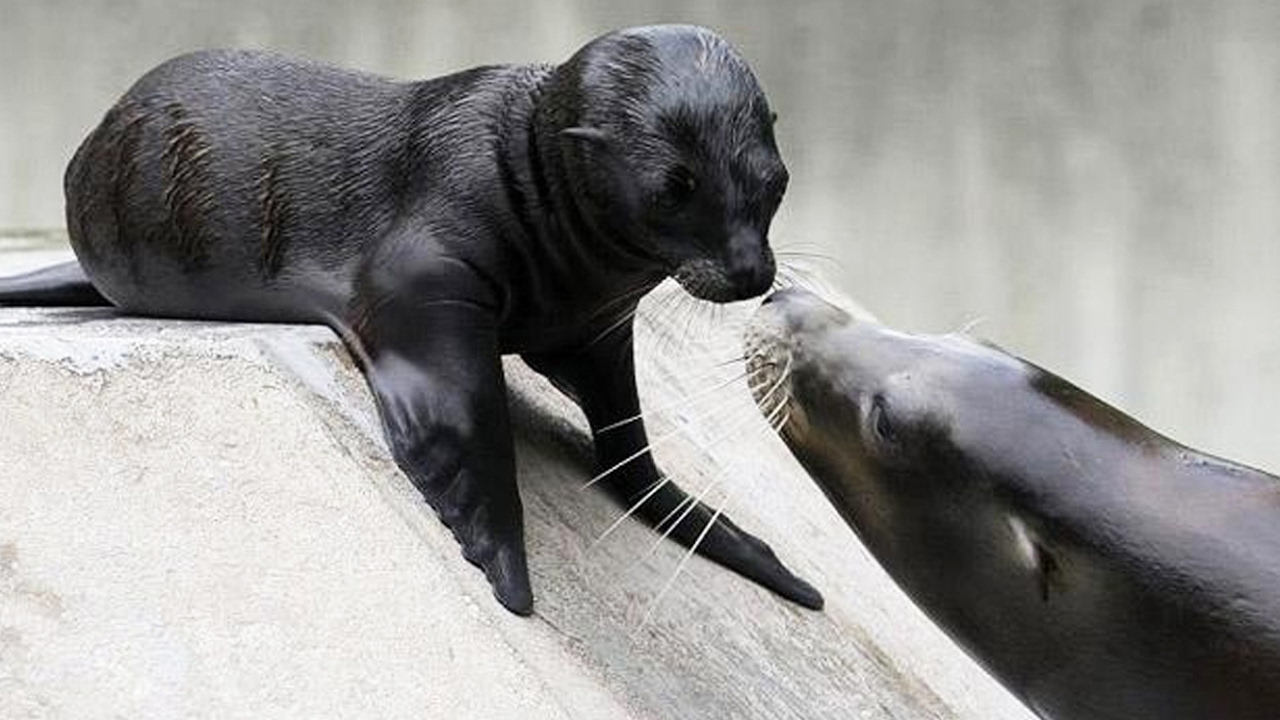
[542,25,787,302]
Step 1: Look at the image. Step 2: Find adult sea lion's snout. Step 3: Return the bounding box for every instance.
[745,287,908,529]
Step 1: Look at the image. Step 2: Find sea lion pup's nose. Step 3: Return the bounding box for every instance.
[726,227,775,300]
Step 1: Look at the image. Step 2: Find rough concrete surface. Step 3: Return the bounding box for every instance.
[0,242,1035,719]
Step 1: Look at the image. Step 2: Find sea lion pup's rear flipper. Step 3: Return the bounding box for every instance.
[360,287,532,615]
[525,327,825,611]
[0,261,111,306]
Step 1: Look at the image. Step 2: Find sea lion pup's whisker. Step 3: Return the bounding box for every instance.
[666,293,703,355]
[772,270,802,293]
[589,283,656,321]
[595,366,756,435]
[777,264,822,295]
[774,249,842,266]
[584,306,641,350]
[774,253,843,277]
[643,284,684,326]
[650,293,689,358]
[778,258,828,283]
[639,487,732,628]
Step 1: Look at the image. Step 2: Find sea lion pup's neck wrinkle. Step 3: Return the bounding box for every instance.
[550,37,673,272]
[527,60,664,302]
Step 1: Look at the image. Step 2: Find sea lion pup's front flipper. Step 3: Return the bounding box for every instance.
[525,325,824,610]
[357,250,531,615]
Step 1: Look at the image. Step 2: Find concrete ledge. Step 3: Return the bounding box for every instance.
[0,252,1033,718]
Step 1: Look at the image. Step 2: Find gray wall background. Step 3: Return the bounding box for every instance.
[3,0,1278,470]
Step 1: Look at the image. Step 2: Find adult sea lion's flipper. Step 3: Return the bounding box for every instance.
[525,325,825,611]
[0,261,111,306]
[361,286,532,615]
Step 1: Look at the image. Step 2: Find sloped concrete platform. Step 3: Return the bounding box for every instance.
[0,246,1034,719]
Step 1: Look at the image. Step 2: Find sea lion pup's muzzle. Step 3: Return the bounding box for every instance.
[674,228,777,301]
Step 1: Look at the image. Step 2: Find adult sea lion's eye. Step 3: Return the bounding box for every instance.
[871,395,897,444]
[660,166,698,208]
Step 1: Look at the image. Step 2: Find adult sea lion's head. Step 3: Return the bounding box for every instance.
[742,287,1161,614]
[544,24,787,302]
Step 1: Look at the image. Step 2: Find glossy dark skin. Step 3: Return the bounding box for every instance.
[0,25,822,615]
[748,289,1280,719]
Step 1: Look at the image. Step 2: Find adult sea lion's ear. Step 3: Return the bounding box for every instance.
[560,126,611,146]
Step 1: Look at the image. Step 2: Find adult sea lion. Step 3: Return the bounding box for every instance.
[745,288,1280,719]
[0,25,822,616]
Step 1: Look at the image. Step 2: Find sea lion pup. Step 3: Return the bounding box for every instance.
[745,288,1280,720]
[0,25,822,615]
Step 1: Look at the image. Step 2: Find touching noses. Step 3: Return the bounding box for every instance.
[726,226,775,300]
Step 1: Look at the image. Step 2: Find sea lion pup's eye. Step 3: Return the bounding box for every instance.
[870,394,898,445]
[764,169,789,204]
[659,166,699,209]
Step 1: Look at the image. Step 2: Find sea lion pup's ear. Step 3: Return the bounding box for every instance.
[560,126,611,146]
